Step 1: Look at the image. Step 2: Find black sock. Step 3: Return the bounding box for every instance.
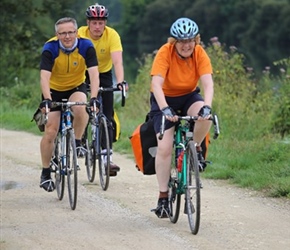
[75,139,81,147]
[42,168,51,177]
[159,191,168,199]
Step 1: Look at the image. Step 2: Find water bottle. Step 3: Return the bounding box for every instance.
[177,150,184,172]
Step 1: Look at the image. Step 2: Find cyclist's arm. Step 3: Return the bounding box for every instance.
[111,51,124,84]
[87,66,99,98]
[199,74,213,108]
[151,74,178,122]
[40,70,52,100]
[86,47,99,98]
[40,51,53,100]
[151,75,168,110]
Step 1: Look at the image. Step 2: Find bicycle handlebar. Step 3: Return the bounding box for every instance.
[51,101,88,108]
[44,101,88,122]
[158,114,220,140]
[98,81,127,107]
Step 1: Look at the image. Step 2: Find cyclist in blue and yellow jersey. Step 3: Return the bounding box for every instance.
[78,3,125,175]
[150,18,214,218]
[39,17,100,192]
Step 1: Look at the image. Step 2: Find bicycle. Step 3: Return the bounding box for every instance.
[159,113,220,234]
[83,82,126,191]
[49,100,87,210]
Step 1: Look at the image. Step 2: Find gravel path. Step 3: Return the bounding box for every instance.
[1,129,290,250]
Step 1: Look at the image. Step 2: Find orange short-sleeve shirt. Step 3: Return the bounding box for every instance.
[150,43,212,97]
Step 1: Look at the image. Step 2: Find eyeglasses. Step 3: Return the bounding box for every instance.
[176,39,195,44]
[57,31,76,37]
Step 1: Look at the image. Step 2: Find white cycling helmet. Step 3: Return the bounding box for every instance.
[170,17,199,40]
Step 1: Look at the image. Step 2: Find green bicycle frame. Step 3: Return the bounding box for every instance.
[174,120,193,195]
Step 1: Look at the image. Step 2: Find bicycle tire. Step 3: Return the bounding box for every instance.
[66,129,78,210]
[53,134,65,200]
[168,170,181,223]
[98,116,110,191]
[84,122,96,182]
[185,141,201,235]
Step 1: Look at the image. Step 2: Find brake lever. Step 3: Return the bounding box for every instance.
[213,113,220,139]
[158,114,166,140]
[120,81,126,107]
[44,103,49,125]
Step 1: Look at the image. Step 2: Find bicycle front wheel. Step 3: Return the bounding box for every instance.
[66,129,78,210]
[168,170,181,223]
[52,134,65,200]
[84,122,96,182]
[97,116,110,191]
[185,141,201,235]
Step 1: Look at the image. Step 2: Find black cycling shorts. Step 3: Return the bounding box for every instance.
[149,88,204,134]
[42,83,87,112]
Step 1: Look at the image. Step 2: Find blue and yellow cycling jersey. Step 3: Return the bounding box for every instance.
[40,37,98,91]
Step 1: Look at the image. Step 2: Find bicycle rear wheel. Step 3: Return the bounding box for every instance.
[84,122,96,182]
[52,134,65,200]
[185,141,201,235]
[168,170,181,223]
[66,129,78,210]
[98,116,110,191]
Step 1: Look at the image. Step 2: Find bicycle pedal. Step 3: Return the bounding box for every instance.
[109,171,117,177]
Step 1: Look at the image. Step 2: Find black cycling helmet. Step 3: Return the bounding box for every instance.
[170,17,199,40]
[86,3,109,19]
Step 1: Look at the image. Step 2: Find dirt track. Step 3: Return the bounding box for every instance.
[1,129,290,250]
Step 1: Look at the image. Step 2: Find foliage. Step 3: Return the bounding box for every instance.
[0,0,44,87]
[1,69,41,109]
[206,40,275,140]
[271,57,290,138]
[119,0,153,81]
[119,0,290,79]
[0,0,100,88]
[1,0,290,87]
[113,53,154,154]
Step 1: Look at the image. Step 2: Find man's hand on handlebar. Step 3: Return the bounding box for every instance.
[39,99,52,113]
[90,97,100,113]
[117,81,128,91]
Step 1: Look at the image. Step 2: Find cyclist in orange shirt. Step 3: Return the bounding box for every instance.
[150,17,214,218]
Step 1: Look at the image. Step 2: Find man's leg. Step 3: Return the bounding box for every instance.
[40,111,60,192]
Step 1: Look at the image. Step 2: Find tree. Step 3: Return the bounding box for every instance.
[0,0,84,88]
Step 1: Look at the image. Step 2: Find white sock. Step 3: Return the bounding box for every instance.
[101,149,113,162]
